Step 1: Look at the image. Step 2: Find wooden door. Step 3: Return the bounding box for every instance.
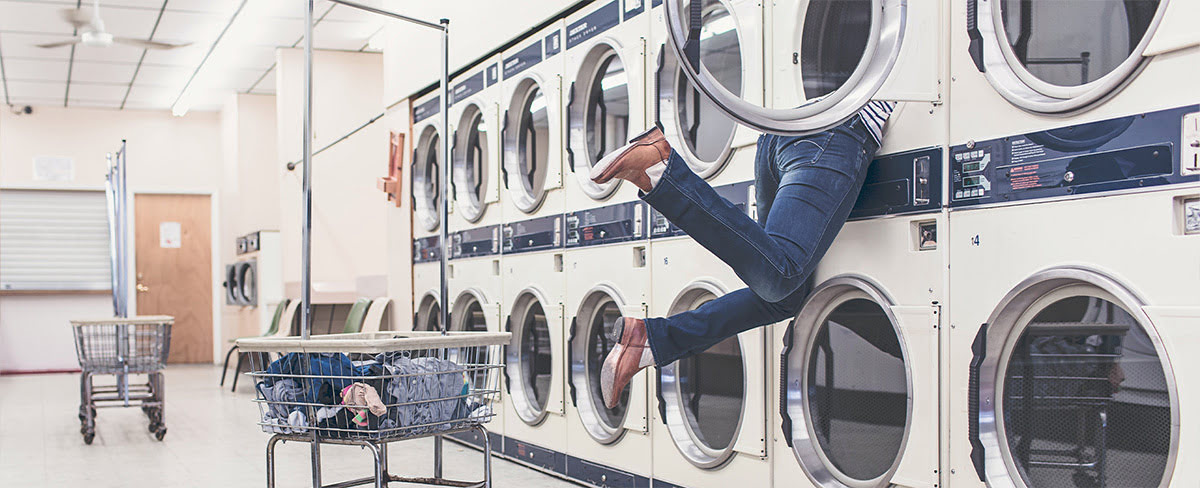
[134,194,213,363]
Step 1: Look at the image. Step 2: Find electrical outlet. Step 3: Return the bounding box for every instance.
[1182,112,1200,176]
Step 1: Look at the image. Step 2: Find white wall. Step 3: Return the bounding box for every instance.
[0,106,223,372]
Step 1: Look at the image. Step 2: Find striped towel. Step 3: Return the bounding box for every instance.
[858,101,897,146]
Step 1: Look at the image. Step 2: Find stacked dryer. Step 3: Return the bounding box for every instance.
[560,1,656,485]
[226,231,283,342]
[412,90,445,333]
[944,1,1200,487]
[446,54,508,451]
[646,1,774,487]
[497,19,572,476]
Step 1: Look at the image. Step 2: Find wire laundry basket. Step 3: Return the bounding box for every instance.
[237,331,507,442]
[71,316,173,444]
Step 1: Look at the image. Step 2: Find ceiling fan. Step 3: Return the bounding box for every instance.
[36,0,191,50]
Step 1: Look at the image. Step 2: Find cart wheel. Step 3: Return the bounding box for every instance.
[148,422,160,433]
[154,427,167,441]
[83,432,94,445]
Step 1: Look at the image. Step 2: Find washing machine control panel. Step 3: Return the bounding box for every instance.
[952,105,1200,208]
[412,235,440,263]
[650,180,754,239]
[565,201,647,248]
[451,225,501,259]
[503,215,563,255]
[850,147,943,220]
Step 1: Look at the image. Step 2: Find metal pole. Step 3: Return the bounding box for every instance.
[301,0,315,342]
[117,141,129,318]
[434,18,450,481]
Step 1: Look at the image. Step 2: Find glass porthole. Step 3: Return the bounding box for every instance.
[504,79,552,213]
[413,125,442,232]
[451,291,492,366]
[658,0,743,179]
[785,278,910,487]
[570,44,632,200]
[975,0,1170,112]
[453,103,491,223]
[659,282,746,469]
[507,291,555,424]
[571,288,631,444]
[237,261,257,306]
[977,269,1178,488]
[414,293,441,332]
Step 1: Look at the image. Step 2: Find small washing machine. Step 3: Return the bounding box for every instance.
[450,54,505,232]
[770,147,946,488]
[947,185,1199,488]
[412,235,442,333]
[501,20,568,224]
[562,199,653,486]
[501,213,569,475]
[563,0,651,212]
[646,183,773,488]
[649,0,759,189]
[446,224,506,451]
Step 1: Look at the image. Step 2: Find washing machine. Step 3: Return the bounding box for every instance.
[563,0,651,212]
[500,211,569,475]
[649,0,759,189]
[450,55,505,232]
[562,198,654,486]
[229,231,283,342]
[501,20,568,224]
[411,90,446,334]
[644,181,772,488]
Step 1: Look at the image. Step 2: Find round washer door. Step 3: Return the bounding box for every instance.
[237,261,257,307]
[452,103,493,223]
[784,277,911,488]
[569,42,633,199]
[662,0,906,135]
[503,78,554,214]
[413,124,442,232]
[506,290,557,425]
[974,268,1178,488]
[659,281,747,469]
[570,286,633,444]
[970,0,1171,113]
[225,264,242,305]
[414,293,442,332]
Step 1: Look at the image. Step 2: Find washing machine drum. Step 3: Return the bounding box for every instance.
[970,0,1169,112]
[237,261,257,306]
[503,79,552,213]
[571,290,631,443]
[784,291,910,485]
[413,125,442,232]
[660,0,904,135]
[415,294,442,332]
[974,278,1175,488]
[570,44,632,199]
[453,103,491,223]
[507,292,555,424]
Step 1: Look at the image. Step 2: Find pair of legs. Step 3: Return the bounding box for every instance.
[593,113,883,406]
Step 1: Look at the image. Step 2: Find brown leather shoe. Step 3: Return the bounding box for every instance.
[589,126,672,192]
[600,317,652,409]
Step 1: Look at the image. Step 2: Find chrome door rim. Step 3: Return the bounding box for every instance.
[453,103,491,223]
[570,42,629,200]
[503,77,552,214]
[659,279,748,469]
[570,284,630,444]
[662,0,906,135]
[415,292,441,332]
[451,288,491,332]
[657,42,737,179]
[507,287,555,425]
[413,124,442,232]
[976,266,1179,488]
[237,260,257,306]
[976,0,1171,113]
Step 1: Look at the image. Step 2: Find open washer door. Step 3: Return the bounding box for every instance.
[662,0,939,135]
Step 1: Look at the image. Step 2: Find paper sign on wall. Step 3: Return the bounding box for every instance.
[159,222,182,248]
[32,156,75,182]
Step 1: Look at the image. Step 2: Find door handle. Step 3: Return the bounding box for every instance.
[136,283,150,293]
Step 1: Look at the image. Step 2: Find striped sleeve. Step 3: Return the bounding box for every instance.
[858,101,897,146]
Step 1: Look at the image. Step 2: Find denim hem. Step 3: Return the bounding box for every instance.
[642,316,674,367]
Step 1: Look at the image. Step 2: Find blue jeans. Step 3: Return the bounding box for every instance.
[641,116,879,365]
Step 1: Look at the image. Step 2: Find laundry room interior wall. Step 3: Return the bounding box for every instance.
[380,107,414,332]
[0,106,223,372]
[275,48,390,302]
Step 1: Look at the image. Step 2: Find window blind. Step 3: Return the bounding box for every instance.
[0,189,112,291]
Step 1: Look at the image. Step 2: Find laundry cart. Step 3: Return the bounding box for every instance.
[71,315,173,444]
[237,331,509,488]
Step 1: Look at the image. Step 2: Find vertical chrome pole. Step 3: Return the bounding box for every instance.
[301,0,315,342]
[117,141,129,318]
[434,18,450,481]
[105,154,120,317]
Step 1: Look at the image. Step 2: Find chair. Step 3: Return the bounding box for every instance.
[342,297,373,334]
[359,297,393,333]
[220,299,293,392]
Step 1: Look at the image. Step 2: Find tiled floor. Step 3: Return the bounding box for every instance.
[0,365,577,488]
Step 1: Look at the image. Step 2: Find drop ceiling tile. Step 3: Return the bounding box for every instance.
[130,63,190,87]
[87,6,162,40]
[322,2,386,23]
[71,44,144,64]
[0,57,69,82]
[7,80,66,99]
[67,82,129,100]
[246,66,275,93]
[70,60,137,84]
[312,21,376,51]
[153,10,228,43]
[162,0,243,14]
[124,83,177,106]
[140,43,206,67]
[1,32,77,60]
[7,96,65,108]
[0,2,74,35]
[68,97,123,109]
